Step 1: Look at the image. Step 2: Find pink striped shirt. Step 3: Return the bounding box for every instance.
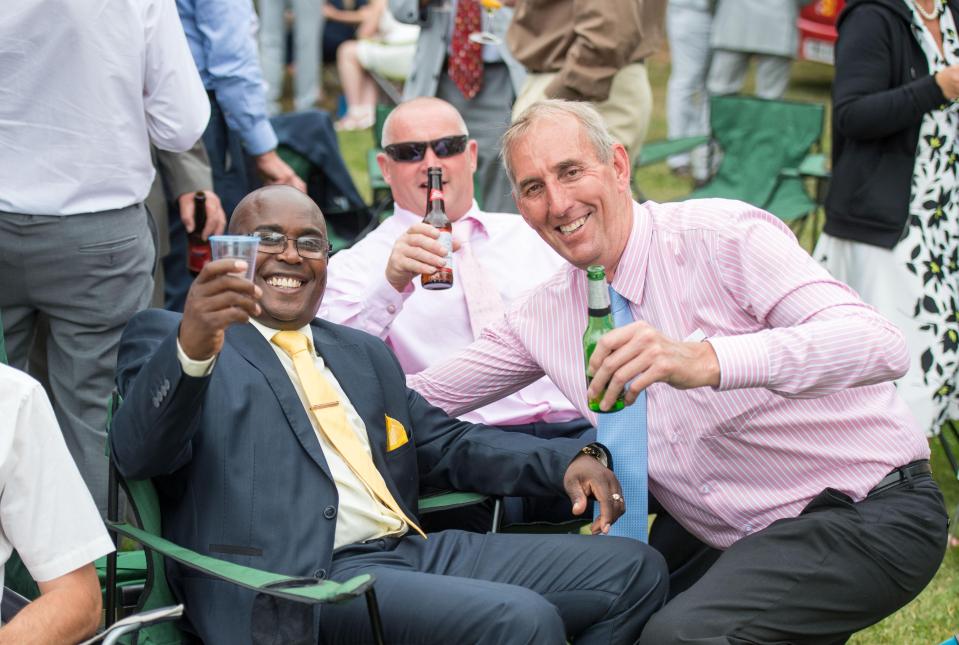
[409,199,929,549]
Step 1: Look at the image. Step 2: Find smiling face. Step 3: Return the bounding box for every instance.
[509,114,634,275]
[229,187,328,330]
[377,98,477,221]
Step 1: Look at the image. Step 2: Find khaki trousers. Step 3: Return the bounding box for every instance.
[511,62,653,162]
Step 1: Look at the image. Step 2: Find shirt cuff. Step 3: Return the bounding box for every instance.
[364,277,414,330]
[177,339,217,377]
[242,118,279,157]
[707,333,770,391]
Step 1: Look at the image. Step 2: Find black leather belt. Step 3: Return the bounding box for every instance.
[866,460,931,497]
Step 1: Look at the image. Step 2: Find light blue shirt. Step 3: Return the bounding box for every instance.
[176,0,278,155]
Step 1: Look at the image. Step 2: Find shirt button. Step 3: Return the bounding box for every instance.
[669,433,679,444]
[387,304,397,314]
[313,569,327,579]
[323,505,337,519]
[743,523,753,534]
[699,484,711,495]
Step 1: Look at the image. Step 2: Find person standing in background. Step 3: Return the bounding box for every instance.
[391,0,524,213]
[815,0,959,440]
[258,0,325,116]
[507,0,667,162]
[147,143,228,310]
[0,0,210,513]
[665,0,714,183]
[707,0,810,99]
[176,0,306,217]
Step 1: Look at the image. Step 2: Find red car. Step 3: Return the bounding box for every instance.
[797,0,846,64]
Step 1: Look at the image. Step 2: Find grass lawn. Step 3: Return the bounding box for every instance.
[326,50,959,643]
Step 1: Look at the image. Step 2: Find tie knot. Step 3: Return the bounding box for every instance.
[272,330,311,357]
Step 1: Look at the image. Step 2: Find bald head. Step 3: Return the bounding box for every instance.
[381,97,469,147]
[229,185,322,234]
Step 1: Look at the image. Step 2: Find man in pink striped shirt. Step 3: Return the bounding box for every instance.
[408,100,949,643]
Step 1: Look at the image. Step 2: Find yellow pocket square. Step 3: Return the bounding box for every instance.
[385,415,409,451]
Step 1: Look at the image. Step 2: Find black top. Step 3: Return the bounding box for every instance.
[823,0,957,248]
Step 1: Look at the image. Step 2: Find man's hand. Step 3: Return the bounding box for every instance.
[255,150,308,193]
[563,453,624,535]
[385,222,461,292]
[936,65,959,101]
[179,259,262,360]
[178,190,227,240]
[587,322,721,411]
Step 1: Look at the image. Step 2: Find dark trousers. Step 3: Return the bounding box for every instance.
[320,530,668,645]
[641,474,948,644]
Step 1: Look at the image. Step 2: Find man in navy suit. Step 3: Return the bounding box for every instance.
[111,186,667,644]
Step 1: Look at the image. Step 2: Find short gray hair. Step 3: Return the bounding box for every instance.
[501,100,616,189]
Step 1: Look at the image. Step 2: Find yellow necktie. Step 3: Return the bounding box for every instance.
[271,330,426,538]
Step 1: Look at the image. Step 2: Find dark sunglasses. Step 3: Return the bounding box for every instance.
[383,135,469,162]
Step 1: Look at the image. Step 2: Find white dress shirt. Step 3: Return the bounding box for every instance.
[0,364,114,591]
[0,0,210,215]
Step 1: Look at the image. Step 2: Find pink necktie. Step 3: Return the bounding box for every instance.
[448,0,484,99]
[457,219,505,339]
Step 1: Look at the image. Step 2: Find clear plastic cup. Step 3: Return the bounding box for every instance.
[209,235,259,280]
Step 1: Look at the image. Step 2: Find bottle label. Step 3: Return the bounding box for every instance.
[187,242,212,275]
[429,188,445,202]
[587,276,610,310]
[437,231,453,268]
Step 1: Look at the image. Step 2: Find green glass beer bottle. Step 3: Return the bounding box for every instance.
[584,265,626,413]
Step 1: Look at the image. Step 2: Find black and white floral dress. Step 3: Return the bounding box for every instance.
[815,0,959,436]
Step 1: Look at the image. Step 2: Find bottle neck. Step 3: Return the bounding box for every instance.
[588,306,611,318]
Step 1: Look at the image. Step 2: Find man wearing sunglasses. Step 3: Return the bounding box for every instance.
[321,98,594,528]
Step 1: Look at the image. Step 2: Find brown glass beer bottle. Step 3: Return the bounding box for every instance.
[421,167,454,290]
[186,191,212,276]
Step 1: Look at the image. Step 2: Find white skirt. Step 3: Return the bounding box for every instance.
[814,231,959,436]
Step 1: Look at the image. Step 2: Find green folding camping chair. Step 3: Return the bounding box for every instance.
[637,95,830,241]
[102,392,386,644]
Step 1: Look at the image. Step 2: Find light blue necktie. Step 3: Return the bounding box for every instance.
[594,286,649,541]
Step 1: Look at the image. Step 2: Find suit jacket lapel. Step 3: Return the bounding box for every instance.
[310,322,417,517]
[227,323,334,483]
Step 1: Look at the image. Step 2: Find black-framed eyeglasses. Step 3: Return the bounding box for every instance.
[252,232,333,260]
[383,135,469,162]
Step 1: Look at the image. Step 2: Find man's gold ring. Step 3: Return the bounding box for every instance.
[610,493,623,502]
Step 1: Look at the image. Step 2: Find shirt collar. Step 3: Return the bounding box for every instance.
[250,318,316,352]
[607,200,651,307]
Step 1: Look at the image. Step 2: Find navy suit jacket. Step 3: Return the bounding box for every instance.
[111,309,586,643]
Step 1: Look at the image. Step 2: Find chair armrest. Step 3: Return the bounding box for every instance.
[107,522,374,605]
[798,153,830,180]
[636,135,710,167]
[417,491,489,514]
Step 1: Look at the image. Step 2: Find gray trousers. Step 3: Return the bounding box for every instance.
[436,63,517,214]
[258,0,325,114]
[707,49,792,100]
[0,205,154,514]
[320,530,668,644]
